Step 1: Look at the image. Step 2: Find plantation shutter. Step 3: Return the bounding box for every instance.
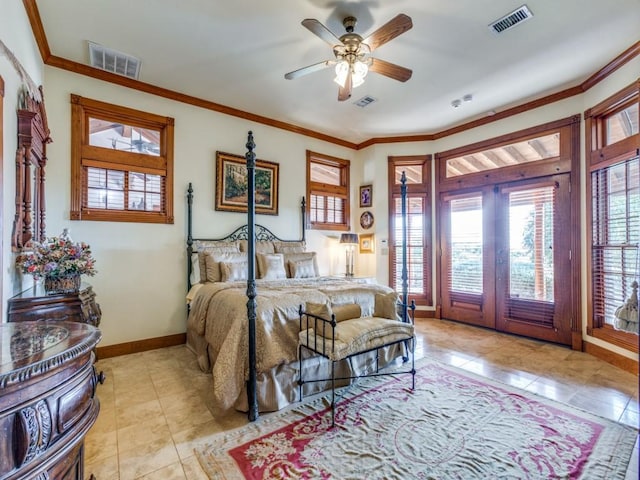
[310,193,344,224]
[84,167,167,213]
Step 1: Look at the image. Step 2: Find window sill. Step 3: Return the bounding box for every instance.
[588,325,639,353]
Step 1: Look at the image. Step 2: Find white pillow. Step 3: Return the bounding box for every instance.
[204,252,246,282]
[284,252,319,278]
[220,260,248,282]
[196,242,239,282]
[288,258,317,279]
[273,241,306,254]
[257,253,287,280]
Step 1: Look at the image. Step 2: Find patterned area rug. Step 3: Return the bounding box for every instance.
[195,359,637,479]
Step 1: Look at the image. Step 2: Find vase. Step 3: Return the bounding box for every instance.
[44,274,81,295]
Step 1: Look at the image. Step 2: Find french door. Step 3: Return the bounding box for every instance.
[440,174,573,345]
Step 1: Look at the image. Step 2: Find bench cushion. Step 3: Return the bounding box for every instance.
[299,317,414,361]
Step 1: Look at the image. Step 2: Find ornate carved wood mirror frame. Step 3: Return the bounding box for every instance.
[11,86,51,251]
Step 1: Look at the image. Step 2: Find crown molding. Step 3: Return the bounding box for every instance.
[23,2,640,151]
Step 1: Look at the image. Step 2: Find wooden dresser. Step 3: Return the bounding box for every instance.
[0,321,103,479]
[7,283,101,327]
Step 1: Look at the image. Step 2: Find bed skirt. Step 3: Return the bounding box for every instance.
[187,333,403,412]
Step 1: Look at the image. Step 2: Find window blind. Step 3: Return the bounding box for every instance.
[392,195,426,296]
[592,156,640,326]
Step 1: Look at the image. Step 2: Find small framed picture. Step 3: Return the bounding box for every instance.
[359,184,372,208]
[360,211,374,230]
[359,233,374,254]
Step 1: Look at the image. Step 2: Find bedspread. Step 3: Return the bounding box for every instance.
[187,277,393,410]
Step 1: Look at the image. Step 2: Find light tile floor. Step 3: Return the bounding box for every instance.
[85,318,639,479]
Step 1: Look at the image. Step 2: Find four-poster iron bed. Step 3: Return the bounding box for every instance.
[185,131,413,422]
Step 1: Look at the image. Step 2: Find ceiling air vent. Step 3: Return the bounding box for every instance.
[88,42,141,79]
[354,95,377,108]
[489,5,533,34]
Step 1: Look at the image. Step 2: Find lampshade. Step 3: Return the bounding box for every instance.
[334,61,349,87]
[333,60,368,89]
[340,233,359,244]
[351,60,368,88]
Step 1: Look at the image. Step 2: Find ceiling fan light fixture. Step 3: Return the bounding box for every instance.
[334,60,349,87]
[289,14,412,100]
[333,60,368,88]
[352,60,368,88]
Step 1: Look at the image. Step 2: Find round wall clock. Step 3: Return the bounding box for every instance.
[360,211,374,229]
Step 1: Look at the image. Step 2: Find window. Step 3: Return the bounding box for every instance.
[306,151,350,230]
[70,95,174,223]
[585,81,639,352]
[388,156,432,305]
[445,133,560,178]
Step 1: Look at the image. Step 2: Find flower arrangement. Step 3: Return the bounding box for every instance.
[16,231,97,280]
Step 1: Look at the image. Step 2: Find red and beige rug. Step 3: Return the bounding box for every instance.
[195,360,637,479]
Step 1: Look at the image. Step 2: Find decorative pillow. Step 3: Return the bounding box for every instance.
[220,260,249,282]
[239,240,275,254]
[331,303,362,322]
[374,291,401,321]
[193,240,238,251]
[288,258,316,279]
[204,251,246,282]
[194,241,239,282]
[284,252,319,277]
[303,301,333,331]
[256,253,287,280]
[274,241,306,254]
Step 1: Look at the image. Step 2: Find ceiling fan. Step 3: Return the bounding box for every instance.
[285,14,413,101]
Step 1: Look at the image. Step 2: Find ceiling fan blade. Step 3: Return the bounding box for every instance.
[302,19,342,46]
[363,14,413,51]
[285,60,335,80]
[338,71,353,101]
[369,58,412,82]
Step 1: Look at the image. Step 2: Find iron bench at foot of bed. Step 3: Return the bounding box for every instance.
[297,301,416,427]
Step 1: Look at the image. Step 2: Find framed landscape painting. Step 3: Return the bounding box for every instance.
[215,151,279,215]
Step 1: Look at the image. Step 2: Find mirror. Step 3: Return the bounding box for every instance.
[11,87,51,250]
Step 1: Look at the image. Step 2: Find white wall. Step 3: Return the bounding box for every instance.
[0,0,45,320]
[42,68,357,346]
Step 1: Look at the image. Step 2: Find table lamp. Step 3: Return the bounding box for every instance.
[339,233,359,277]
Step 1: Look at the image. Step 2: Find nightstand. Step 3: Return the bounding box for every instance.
[8,282,101,327]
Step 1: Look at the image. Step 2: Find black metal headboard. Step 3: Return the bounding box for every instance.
[186,182,306,290]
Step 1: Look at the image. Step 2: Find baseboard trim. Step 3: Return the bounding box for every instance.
[582,341,639,375]
[97,333,186,359]
[414,309,436,319]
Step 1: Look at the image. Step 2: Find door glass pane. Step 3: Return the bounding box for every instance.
[508,186,555,302]
[450,196,483,293]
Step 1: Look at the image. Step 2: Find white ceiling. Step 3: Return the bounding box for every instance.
[35,0,640,144]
